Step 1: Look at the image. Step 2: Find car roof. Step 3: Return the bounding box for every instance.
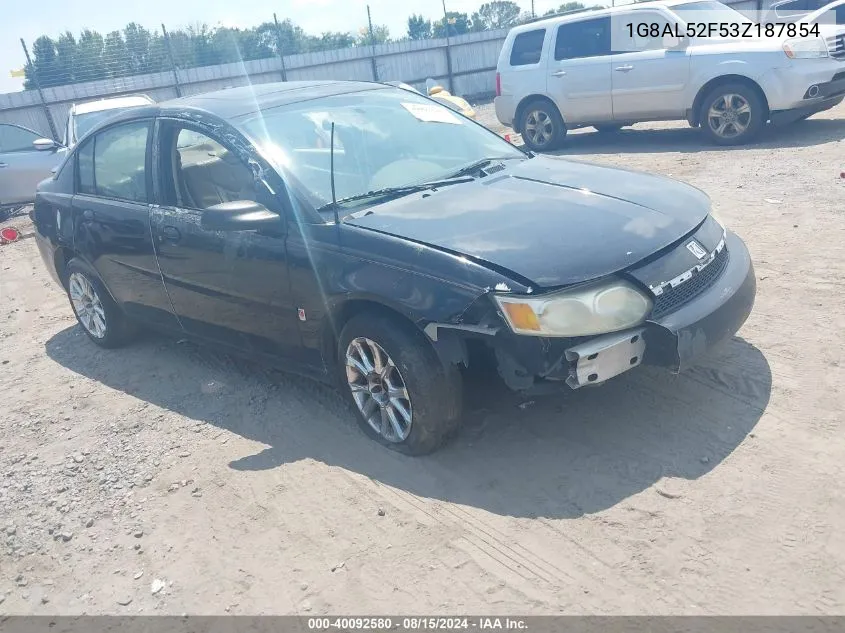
[158,80,384,120]
[65,81,395,143]
[72,94,155,115]
[506,0,696,34]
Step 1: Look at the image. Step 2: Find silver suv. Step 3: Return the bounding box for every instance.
[494,0,845,149]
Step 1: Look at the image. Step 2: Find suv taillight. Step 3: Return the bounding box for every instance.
[496,72,501,97]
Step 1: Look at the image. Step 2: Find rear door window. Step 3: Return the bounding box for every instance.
[510,29,546,66]
[75,120,150,203]
[554,17,611,60]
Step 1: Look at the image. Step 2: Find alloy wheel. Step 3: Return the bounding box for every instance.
[707,93,752,139]
[345,337,413,443]
[68,272,107,339]
[524,109,554,148]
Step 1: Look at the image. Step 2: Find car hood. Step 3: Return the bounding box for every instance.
[344,156,711,288]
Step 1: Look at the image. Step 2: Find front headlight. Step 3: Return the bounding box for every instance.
[783,38,828,59]
[494,278,653,337]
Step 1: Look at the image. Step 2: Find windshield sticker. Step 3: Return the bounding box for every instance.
[401,102,462,125]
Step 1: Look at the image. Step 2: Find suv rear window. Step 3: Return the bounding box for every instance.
[510,29,546,66]
[554,17,611,60]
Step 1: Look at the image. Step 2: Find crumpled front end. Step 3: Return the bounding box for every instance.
[434,223,756,393]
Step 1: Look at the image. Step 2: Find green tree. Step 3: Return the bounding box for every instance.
[544,2,588,15]
[123,23,156,74]
[75,29,105,82]
[433,12,471,37]
[273,18,309,55]
[473,1,522,30]
[407,14,432,40]
[54,32,77,85]
[24,36,57,89]
[310,31,356,51]
[103,31,129,77]
[356,24,390,46]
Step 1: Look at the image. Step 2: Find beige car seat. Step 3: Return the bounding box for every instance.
[176,140,255,209]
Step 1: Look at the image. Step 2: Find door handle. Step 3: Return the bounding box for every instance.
[0,163,7,168]
[551,70,567,77]
[615,65,634,72]
[160,225,182,243]
[82,209,94,220]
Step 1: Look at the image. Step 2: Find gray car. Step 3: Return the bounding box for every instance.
[0,123,66,211]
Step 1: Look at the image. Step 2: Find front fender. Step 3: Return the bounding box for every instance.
[293,223,519,368]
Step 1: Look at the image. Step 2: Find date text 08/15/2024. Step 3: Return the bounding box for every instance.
[625,21,821,38]
[307,617,528,630]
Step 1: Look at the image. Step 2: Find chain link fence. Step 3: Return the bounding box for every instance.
[4,0,756,138]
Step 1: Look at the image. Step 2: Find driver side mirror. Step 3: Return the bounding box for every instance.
[201,200,281,232]
[33,138,61,151]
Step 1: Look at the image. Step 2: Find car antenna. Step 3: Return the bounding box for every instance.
[330,121,339,225]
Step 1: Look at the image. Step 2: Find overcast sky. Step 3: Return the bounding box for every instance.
[1,0,583,94]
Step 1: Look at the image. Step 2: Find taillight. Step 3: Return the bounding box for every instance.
[496,72,501,97]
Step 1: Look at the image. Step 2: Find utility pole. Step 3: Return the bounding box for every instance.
[161,24,182,97]
[441,0,455,92]
[19,39,59,141]
[273,13,289,81]
[366,5,379,81]
[531,0,536,18]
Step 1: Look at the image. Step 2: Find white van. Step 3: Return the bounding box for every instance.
[494,0,845,150]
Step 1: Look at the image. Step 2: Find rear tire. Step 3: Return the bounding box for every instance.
[337,312,463,455]
[65,258,137,349]
[700,83,766,146]
[519,100,566,152]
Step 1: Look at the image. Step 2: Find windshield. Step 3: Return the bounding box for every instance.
[805,1,845,23]
[670,1,753,25]
[74,109,133,141]
[237,88,525,211]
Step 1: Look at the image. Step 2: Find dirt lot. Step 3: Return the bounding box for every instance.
[1,106,845,616]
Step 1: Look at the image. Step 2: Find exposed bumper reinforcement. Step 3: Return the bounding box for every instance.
[564,327,646,389]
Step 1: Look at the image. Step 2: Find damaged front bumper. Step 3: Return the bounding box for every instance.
[482,230,756,391]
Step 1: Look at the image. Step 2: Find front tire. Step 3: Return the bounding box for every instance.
[700,83,766,146]
[65,259,136,348]
[519,100,566,152]
[337,313,463,455]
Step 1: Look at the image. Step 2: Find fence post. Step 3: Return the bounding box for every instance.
[161,24,183,98]
[273,13,289,82]
[19,39,59,142]
[441,0,455,93]
[367,5,379,82]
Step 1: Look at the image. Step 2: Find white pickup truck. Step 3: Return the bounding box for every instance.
[494,0,845,148]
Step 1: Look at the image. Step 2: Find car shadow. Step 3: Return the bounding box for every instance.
[551,117,845,155]
[45,326,771,519]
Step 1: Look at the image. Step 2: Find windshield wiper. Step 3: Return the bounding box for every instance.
[444,156,526,179]
[318,176,474,211]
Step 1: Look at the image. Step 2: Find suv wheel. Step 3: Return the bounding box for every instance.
[338,313,462,455]
[519,100,566,152]
[700,84,765,145]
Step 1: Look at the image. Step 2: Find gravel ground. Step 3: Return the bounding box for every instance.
[1,105,845,615]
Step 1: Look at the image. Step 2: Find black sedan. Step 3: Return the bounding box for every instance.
[32,81,756,455]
